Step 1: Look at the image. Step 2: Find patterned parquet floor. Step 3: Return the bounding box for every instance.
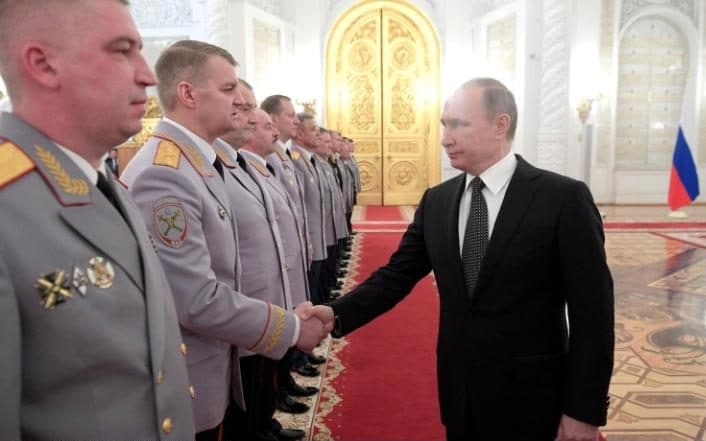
[278,205,706,440]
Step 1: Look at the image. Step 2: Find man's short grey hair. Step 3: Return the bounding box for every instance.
[461,78,518,141]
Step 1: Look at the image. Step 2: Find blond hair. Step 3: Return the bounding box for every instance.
[155,40,237,112]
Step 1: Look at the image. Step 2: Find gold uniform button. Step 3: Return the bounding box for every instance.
[180,343,187,355]
[162,417,173,434]
[156,370,164,384]
[189,385,196,399]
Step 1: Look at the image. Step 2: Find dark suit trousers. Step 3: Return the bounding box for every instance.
[308,260,324,305]
[222,355,277,440]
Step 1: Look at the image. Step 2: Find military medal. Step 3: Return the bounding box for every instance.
[87,256,115,288]
[35,269,73,309]
[72,266,88,296]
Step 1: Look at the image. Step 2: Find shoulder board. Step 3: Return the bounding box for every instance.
[247,159,271,177]
[0,141,36,190]
[152,133,213,177]
[276,149,288,161]
[291,150,301,160]
[153,140,181,169]
[214,146,237,169]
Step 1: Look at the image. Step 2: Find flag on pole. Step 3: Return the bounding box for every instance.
[667,77,699,210]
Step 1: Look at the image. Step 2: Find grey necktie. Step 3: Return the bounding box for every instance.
[461,177,488,299]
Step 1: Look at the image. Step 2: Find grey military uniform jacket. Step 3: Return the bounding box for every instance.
[212,141,292,315]
[267,143,311,266]
[0,113,195,440]
[121,121,296,431]
[290,144,327,261]
[239,148,310,305]
[340,158,357,213]
[316,155,349,242]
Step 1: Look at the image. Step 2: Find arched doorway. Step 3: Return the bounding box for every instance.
[325,0,441,205]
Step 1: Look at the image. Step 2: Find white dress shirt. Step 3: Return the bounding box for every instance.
[458,152,517,256]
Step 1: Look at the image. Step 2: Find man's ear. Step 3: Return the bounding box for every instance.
[175,80,197,110]
[22,42,59,89]
[495,113,510,140]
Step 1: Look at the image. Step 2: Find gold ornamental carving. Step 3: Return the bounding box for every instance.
[391,40,416,71]
[124,96,163,147]
[388,141,417,154]
[356,141,379,154]
[388,161,417,190]
[350,76,376,132]
[326,1,440,205]
[358,161,378,192]
[390,77,415,130]
[349,41,376,72]
[387,19,414,43]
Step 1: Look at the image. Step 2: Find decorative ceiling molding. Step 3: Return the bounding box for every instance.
[621,0,696,28]
[131,0,193,28]
[469,0,516,20]
[246,0,294,22]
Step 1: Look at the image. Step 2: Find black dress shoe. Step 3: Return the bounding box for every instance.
[271,419,305,441]
[307,353,326,365]
[294,363,320,377]
[275,428,305,441]
[276,395,309,414]
[288,381,318,397]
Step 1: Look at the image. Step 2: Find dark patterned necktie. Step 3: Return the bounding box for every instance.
[461,177,488,299]
[97,171,126,220]
[213,157,224,180]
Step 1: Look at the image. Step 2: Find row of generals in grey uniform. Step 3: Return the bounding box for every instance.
[0,1,357,441]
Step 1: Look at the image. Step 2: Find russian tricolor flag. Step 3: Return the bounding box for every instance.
[668,78,699,210]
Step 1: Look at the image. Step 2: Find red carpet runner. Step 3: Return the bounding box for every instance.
[316,230,445,441]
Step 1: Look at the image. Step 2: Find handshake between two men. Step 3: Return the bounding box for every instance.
[293,302,336,353]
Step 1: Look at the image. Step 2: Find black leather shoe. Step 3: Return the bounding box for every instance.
[308,354,326,365]
[276,395,310,414]
[294,363,320,377]
[276,428,305,441]
[288,382,318,397]
[271,420,305,441]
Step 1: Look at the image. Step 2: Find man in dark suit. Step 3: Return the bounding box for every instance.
[319,78,614,441]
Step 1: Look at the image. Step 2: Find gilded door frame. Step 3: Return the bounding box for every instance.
[325,0,441,205]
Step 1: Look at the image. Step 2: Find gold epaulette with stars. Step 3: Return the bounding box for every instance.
[153,140,181,169]
[152,134,213,177]
[248,304,286,354]
[247,159,271,177]
[0,141,36,190]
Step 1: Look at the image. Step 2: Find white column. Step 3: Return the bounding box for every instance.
[536,0,570,174]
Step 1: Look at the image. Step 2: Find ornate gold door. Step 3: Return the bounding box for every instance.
[326,0,440,205]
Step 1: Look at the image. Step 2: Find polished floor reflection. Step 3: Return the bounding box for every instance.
[605,228,706,441]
